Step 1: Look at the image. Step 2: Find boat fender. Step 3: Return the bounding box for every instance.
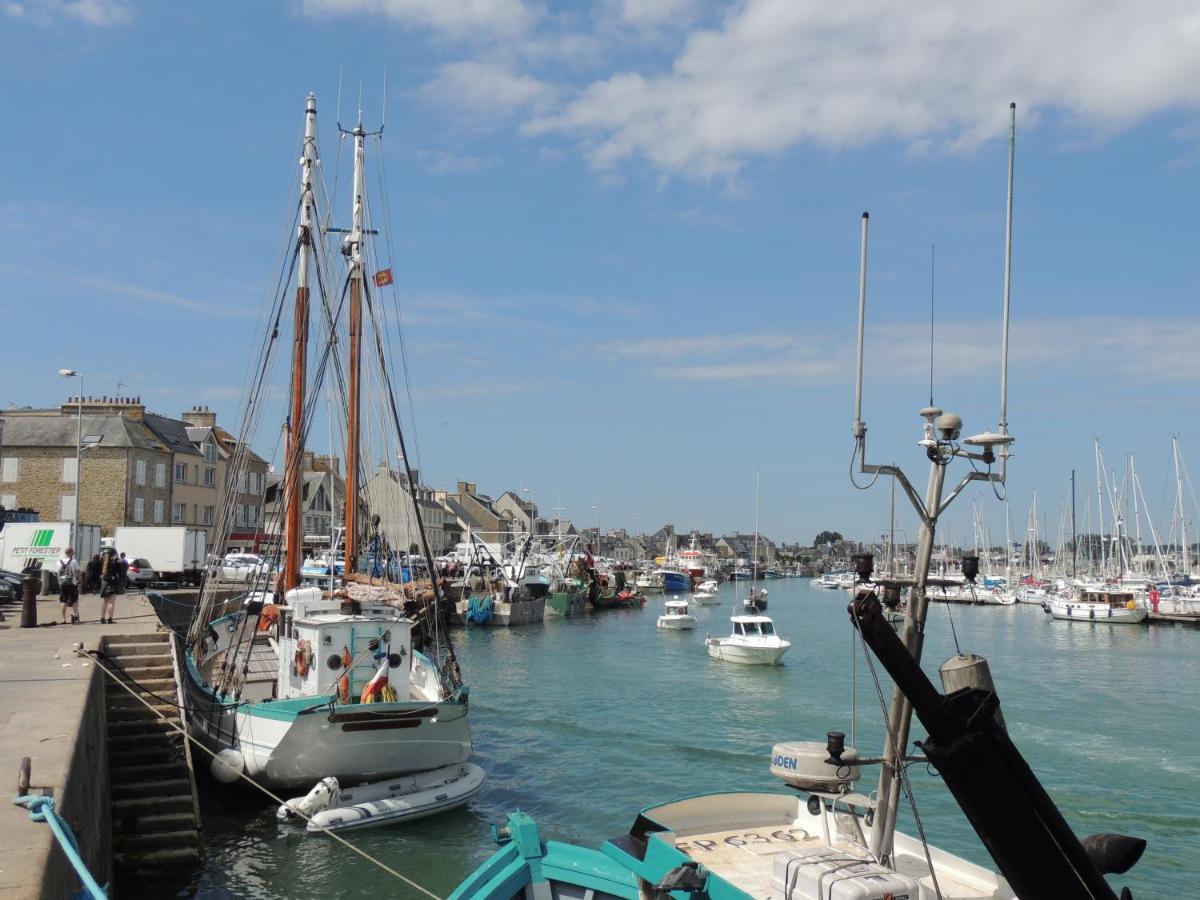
[277,776,341,822]
[211,749,244,784]
[338,645,351,704]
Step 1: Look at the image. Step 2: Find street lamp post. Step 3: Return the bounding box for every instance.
[58,369,82,551]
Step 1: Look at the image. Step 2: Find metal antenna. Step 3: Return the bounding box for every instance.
[998,102,1016,456]
[929,243,935,408]
[357,80,363,125]
[336,65,344,130]
[380,66,387,131]
[853,212,869,438]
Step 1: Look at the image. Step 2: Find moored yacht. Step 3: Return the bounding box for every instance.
[1048,585,1147,624]
[705,614,790,665]
[656,598,697,630]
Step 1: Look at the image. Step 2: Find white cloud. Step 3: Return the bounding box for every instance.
[420,60,555,119]
[616,317,1200,384]
[4,0,132,26]
[418,148,499,174]
[528,0,1200,176]
[614,0,697,27]
[299,0,535,36]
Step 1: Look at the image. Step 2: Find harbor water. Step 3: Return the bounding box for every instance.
[169,579,1197,898]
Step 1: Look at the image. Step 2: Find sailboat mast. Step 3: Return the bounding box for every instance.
[1174,435,1188,576]
[344,121,366,566]
[284,93,318,592]
[1070,468,1077,578]
[752,469,761,586]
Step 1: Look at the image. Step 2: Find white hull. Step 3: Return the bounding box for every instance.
[657,615,697,630]
[706,637,789,665]
[302,763,485,833]
[692,591,722,606]
[1048,600,1146,624]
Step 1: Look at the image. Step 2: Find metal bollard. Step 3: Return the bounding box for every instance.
[20,574,38,628]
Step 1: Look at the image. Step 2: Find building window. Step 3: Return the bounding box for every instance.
[249,506,258,526]
[204,467,216,487]
[248,472,258,495]
[60,494,76,519]
[1,494,15,509]
[174,462,187,483]
[154,500,164,524]
[173,502,185,524]
[155,463,165,488]
[204,442,216,463]
[236,505,246,527]
[203,506,214,526]
[135,460,146,486]
[61,457,78,483]
[1,458,18,482]
[133,497,145,522]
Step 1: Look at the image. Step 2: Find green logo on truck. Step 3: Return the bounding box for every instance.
[31,529,54,548]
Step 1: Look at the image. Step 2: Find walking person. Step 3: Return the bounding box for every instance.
[58,548,80,625]
[99,548,126,624]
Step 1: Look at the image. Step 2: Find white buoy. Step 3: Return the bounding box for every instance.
[211,748,245,784]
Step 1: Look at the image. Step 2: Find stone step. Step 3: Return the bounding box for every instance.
[114,828,200,853]
[106,676,177,695]
[112,794,193,816]
[107,701,178,719]
[110,744,182,767]
[111,662,173,678]
[121,811,197,834]
[104,643,171,660]
[106,632,169,645]
[107,716,181,737]
[110,777,193,800]
[114,846,201,869]
[111,761,189,785]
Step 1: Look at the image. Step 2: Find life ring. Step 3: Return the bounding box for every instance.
[337,646,351,703]
[258,605,280,632]
[295,639,312,677]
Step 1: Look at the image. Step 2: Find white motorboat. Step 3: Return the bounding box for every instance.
[696,579,720,593]
[634,571,664,594]
[693,580,722,605]
[278,762,485,833]
[1048,586,1147,624]
[657,598,697,630]
[706,614,790,665]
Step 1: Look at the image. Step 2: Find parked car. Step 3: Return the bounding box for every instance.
[216,553,270,583]
[124,557,158,586]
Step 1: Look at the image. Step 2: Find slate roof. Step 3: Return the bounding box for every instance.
[143,413,202,457]
[0,414,167,452]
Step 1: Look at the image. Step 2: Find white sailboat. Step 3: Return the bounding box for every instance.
[181,95,470,791]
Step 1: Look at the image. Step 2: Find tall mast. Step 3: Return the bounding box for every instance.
[752,468,761,587]
[1070,469,1077,578]
[344,119,366,566]
[284,93,318,592]
[1174,435,1188,575]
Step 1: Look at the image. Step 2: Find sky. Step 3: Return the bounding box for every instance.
[2,0,1200,548]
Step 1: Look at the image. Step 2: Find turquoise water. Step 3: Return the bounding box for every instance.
[168,579,1199,898]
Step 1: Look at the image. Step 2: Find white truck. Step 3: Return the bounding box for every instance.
[113,526,208,585]
[0,522,100,574]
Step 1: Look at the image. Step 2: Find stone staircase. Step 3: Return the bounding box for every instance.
[102,632,203,873]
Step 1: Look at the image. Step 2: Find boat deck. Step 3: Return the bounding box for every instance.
[643,793,1011,900]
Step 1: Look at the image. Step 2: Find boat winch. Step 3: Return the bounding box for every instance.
[770,736,860,793]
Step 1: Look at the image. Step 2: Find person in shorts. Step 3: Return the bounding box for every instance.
[100,548,126,624]
[58,548,80,625]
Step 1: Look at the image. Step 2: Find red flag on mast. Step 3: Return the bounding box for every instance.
[374,268,394,287]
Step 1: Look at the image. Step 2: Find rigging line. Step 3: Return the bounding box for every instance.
[86,652,444,900]
[849,438,882,491]
[362,279,460,688]
[370,138,424,477]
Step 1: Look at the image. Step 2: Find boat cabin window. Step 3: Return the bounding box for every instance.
[741,620,761,636]
[759,621,775,635]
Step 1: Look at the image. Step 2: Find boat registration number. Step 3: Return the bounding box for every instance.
[676,828,811,853]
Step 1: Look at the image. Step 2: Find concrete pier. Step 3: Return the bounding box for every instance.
[0,590,160,898]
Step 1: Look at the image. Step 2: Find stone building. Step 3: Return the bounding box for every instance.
[363,465,450,556]
[0,397,174,535]
[262,452,345,551]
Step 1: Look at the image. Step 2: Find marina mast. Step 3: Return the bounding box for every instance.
[343,119,366,566]
[284,93,318,591]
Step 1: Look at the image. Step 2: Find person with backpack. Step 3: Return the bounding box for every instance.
[99,548,126,624]
[58,548,80,625]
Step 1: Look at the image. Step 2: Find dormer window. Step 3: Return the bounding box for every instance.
[204,442,216,463]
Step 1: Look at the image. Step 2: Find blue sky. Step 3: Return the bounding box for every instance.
[2,0,1200,547]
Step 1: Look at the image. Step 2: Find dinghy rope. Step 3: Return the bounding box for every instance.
[11,794,106,899]
[85,650,445,900]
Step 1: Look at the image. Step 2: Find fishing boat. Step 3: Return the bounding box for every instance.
[1047,586,1147,624]
[633,570,664,593]
[706,614,789,665]
[656,598,696,630]
[181,95,470,791]
[653,565,692,594]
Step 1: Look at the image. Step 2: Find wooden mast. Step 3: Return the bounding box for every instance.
[343,120,366,566]
[284,93,318,592]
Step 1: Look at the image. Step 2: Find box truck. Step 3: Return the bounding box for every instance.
[0,522,100,575]
[113,526,208,585]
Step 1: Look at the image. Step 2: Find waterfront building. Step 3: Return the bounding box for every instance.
[262,451,344,551]
[363,464,451,556]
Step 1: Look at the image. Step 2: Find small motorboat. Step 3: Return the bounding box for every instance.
[706,614,790,665]
[657,598,697,630]
[278,763,486,833]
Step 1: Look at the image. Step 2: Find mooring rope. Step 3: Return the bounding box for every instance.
[86,650,444,900]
